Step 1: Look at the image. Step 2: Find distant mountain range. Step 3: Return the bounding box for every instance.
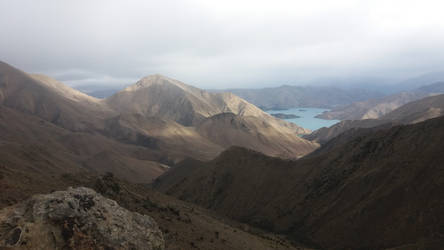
[305,93,444,144]
[316,81,444,120]
[214,85,383,110]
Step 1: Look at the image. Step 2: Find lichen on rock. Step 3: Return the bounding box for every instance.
[0,187,164,249]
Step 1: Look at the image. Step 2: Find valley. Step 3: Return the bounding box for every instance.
[2,2,444,249]
[1,61,444,250]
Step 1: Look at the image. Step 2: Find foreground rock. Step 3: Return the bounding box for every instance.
[0,187,164,249]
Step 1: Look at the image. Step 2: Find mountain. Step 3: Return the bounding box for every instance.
[317,81,444,120]
[0,104,167,186]
[105,74,315,159]
[154,116,444,249]
[381,92,444,124]
[0,61,320,248]
[0,61,114,131]
[306,93,444,144]
[216,85,383,110]
[0,61,317,184]
[391,71,444,92]
[0,62,172,184]
[106,75,305,129]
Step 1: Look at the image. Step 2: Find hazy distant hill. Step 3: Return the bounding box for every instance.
[317,81,444,120]
[215,85,383,110]
[381,93,444,123]
[155,116,444,249]
[87,88,120,98]
[305,93,444,144]
[391,71,444,92]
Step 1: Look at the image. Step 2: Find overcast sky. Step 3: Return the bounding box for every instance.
[1,0,444,89]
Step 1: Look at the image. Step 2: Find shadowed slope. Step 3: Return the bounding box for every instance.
[0,105,166,186]
[155,116,444,249]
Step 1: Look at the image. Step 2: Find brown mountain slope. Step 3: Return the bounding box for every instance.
[197,113,316,158]
[154,116,444,249]
[0,61,114,131]
[0,105,166,189]
[104,74,316,158]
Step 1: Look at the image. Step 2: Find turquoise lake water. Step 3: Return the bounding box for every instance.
[267,108,339,131]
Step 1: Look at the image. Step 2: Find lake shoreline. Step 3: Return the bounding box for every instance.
[267,107,340,131]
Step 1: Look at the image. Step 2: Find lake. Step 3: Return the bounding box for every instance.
[267,107,339,131]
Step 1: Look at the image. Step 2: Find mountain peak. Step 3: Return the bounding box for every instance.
[141,73,169,81]
[137,74,175,86]
[122,74,189,92]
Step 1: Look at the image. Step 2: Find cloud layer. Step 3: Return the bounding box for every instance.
[1,0,444,89]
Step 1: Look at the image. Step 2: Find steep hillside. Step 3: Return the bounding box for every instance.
[154,116,444,249]
[0,62,113,131]
[197,113,316,158]
[219,85,382,110]
[0,105,166,186]
[317,82,444,120]
[381,93,444,124]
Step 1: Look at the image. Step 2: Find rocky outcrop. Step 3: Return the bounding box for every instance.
[0,187,164,250]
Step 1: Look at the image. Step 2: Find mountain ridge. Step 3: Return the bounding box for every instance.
[317,81,444,120]
[306,93,444,144]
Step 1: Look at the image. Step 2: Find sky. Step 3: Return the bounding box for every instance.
[1,0,444,89]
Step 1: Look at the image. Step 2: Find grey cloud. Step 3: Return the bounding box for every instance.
[1,0,444,89]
